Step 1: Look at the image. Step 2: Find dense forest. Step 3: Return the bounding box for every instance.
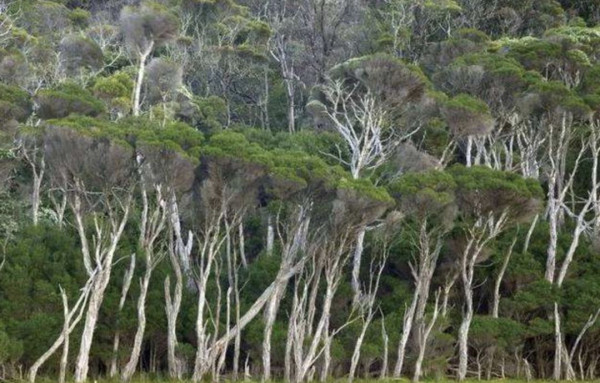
[3,0,600,382]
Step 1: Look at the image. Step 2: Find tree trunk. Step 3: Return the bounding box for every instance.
[74,271,111,382]
[110,255,136,377]
[351,227,366,305]
[457,289,474,381]
[554,302,562,381]
[393,289,418,378]
[267,215,274,256]
[466,136,473,167]
[29,282,92,383]
[381,318,389,379]
[31,157,44,226]
[132,42,154,117]
[492,238,516,318]
[413,291,440,382]
[262,283,286,381]
[121,270,152,381]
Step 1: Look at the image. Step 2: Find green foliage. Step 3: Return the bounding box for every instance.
[36,82,105,119]
[443,94,494,137]
[92,80,129,100]
[0,83,32,123]
[4,0,600,380]
[387,170,457,224]
[445,94,490,114]
[46,115,203,158]
[0,225,84,366]
[448,165,543,221]
[177,95,228,133]
[68,8,91,28]
[470,315,525,350]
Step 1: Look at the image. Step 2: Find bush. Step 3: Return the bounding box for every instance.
[36,82,105,119]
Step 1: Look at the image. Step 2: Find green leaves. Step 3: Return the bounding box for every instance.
[36,82,105,120]
[448,165,543,222]
[443,94,494,137]
[387,170,457,226]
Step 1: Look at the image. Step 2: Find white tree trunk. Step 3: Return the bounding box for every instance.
[457,288,473,381]
[351,227,366,305]
[466,136,473,167]
[413,291,440,382]
[109,255,136,377]
[554,303,563,381]
[262,284,286,381]
[266,215,274,256]
[132,42,154,117]
[73,196,131,383]
[121,272,151,381]
[74,272,111,382]
[393,289,418,378]
[29,281,93,383]
[380,318,389,379]
[492,238,516,318]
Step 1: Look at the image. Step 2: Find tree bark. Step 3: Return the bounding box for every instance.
[554,302,562,381]
[29,281,93,383]
[109,255,136,377]
[132,42,154,117]
[74,194,132,383]
[351,227,366,305]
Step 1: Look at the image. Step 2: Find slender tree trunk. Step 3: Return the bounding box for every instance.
[381,317,389,379]
[457,287,474,381]
[492,238,516,318]
[413,292,440,382]
[349,313,372,383]
[121,270,152,381]
[110,255,136,377]
[286,79,296,133]
[31,157,45,226]
[393,289,418,378]
[466,136,473,167]
[132,42,154,117]
[74,272,111,382]
[522,214,538,254]
[554,303,562,381]
[351,227,366,304]
[29,282,92,383]
[319,331,331,382]
[262,284,286,381]
[267,215,274,256]
[74,197,131,383]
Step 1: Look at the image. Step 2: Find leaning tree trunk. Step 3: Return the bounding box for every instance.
[121,270,152,381]
[109,255,135,377]
[393,285,419,378]
[74,270,113,382]
[74,203,131,383]
[29,283,91,383]
[262,284,286,381]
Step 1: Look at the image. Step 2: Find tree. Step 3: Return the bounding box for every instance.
[44,126,136,383]
[387,170,456,379]
[448,165,542,381]
[308,53,426,302]
[120,1,179,116]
